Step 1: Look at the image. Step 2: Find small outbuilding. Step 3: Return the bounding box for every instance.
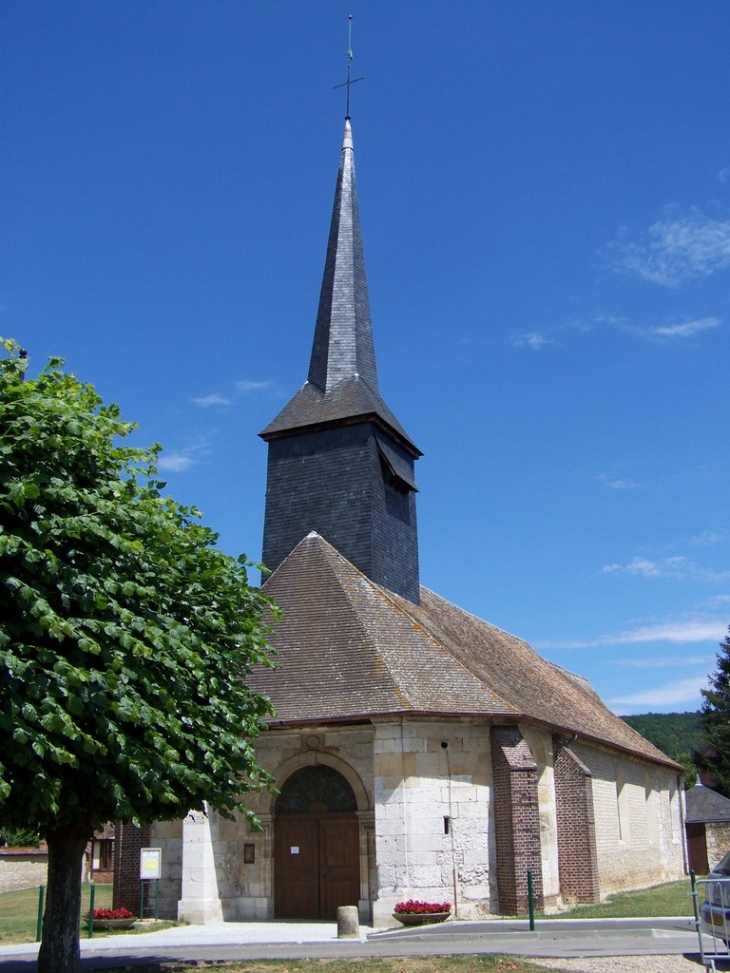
[685,784,730,874]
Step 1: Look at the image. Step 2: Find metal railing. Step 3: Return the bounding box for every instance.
[693,873,730,972]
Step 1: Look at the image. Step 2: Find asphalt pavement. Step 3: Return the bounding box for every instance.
[0,915,723,972]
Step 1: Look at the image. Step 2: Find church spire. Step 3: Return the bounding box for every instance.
[307,118,378,395]
[260,119,418,453]
[260,116,422,604]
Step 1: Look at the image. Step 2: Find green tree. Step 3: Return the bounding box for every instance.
[0,340,277,973]
[699,627,730,798]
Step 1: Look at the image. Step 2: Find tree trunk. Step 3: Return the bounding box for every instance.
[37,819,92,973]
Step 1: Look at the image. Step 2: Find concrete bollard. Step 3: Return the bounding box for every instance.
[337,905,360,939]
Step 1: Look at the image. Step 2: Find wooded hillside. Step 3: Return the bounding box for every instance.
[621,711,703,769]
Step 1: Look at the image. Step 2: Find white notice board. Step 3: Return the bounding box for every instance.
[139,847,162,880]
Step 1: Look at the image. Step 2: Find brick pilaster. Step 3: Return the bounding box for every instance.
[112,822,151,915]
[491,726,543,915]
[553,740,600,904]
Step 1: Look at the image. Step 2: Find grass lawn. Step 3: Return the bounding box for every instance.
[550,878,694,919]
[128,960,564,973]
[0,883,113,944]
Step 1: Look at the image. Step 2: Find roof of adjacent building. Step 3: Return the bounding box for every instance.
[250,532,681,770]
[259,119,419,456]
[685,784,730,823]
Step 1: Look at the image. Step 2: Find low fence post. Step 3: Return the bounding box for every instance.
[87,882,96,939]
[527,869,535,931]
[36,885,45,943]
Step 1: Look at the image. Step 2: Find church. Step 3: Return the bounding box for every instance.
[115,115,686,925]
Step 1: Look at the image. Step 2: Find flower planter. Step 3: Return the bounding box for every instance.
[91,918,137,931]
[393,911,451,926]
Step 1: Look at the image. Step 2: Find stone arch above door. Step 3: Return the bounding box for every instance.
[269,750,370,813]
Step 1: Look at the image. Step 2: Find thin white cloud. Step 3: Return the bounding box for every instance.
[652,317,721,339]
[192,393,232,408]
[719,167,730,183]
[537,617,728,650]
[236,379,274,394]
[594,310,721,343]
[603,556,730,583]
[616,211,730,287]
[157,452,196,472]
[513,332,551,350]
[692,531,726,546]
[608,675,710,708]
[598,473,639,490]
[156,438,212,473]
[617,655,713,669]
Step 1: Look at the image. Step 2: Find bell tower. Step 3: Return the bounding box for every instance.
[260,118,422,603]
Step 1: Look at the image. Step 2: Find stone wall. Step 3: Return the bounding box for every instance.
[0,848,48,893]
[707,822,730,869]
[176,723,376,923]
[576,744,685,897]
[373,719,492,925]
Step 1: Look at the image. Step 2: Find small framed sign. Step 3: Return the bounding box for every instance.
[140,847,162,881]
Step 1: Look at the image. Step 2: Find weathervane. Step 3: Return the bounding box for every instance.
[333,14,364,118]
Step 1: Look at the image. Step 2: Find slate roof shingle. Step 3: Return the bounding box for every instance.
[685,784,730,823]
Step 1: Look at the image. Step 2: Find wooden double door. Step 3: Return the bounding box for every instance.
[274,813,360,919]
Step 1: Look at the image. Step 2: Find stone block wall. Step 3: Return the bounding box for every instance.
[172,723,376,923]
[707,822,730,869]
[148,819,183,919]
[576,745,685,897]
[0,849,48,893]
[372,719,492,924]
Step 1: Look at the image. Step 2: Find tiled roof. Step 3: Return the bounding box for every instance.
[250,533,680,769]
[685,784,730,823]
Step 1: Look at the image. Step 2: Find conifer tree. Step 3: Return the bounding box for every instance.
[699,626,730,798]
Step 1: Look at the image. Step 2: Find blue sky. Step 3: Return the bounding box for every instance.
[3,2,729,716]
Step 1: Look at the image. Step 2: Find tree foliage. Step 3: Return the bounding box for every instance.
[621,710,701,786]
[699,627,730,798]
[0,339,277,971]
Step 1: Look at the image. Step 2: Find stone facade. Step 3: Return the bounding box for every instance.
[122,716,685,924]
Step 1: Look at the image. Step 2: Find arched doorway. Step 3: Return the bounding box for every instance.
[274,765,360,919]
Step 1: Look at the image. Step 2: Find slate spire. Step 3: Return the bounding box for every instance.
[260,118,421,603]
[308,118,378,395]
[260,119,417,450]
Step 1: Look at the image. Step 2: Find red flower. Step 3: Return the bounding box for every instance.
[85,908,135,920]
[393,900,451,914]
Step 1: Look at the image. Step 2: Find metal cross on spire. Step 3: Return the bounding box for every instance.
[333,14,364,118]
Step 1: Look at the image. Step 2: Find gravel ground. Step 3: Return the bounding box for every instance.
[533,955,708,972]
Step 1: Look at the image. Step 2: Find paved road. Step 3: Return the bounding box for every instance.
[0,916,722,972]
